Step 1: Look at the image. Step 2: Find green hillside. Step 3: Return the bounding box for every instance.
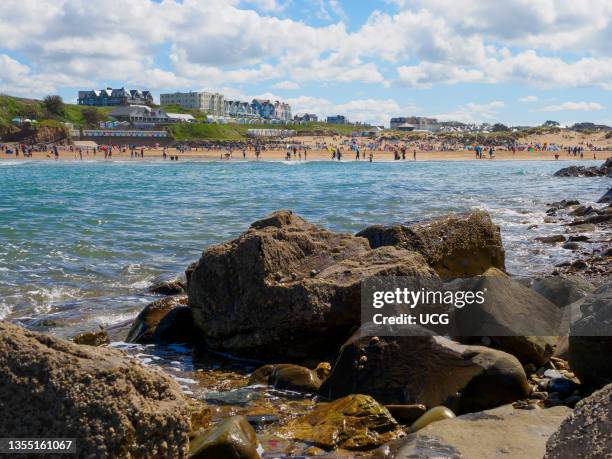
[168,121,369,141]
[0,95,112,128]
[1,94,370,141]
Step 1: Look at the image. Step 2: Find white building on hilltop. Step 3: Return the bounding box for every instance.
[109,105,195,128]
[160,91,226,116]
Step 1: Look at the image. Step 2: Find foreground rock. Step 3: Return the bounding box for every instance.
[319,325,530,414]
[356,211,505,278]
[126,295,198,344]
[455,268,560,366]
[0,321,191,458]
[375,404,570,459]
[568,283,612,389]
[248,363,328,393]
[553,158,611,177]
[188,210,437,360]
[545,383,612,459]
[279,394,403,451]
[189,416,261,459]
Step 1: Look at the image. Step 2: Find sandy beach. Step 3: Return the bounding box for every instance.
[3,131,610,162]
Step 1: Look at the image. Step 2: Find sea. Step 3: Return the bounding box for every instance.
[1,159,608,333]
[0,159,609,441]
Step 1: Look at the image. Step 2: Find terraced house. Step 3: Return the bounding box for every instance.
[251,99,292,121]
[77,88,153,106]
[224,100,256,117]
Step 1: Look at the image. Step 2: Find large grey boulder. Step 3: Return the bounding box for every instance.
[375,404,571,459]
[318,324,530,414]
[568,283,612,389]
[356,211,505,278]
[188,210,437,360]
[455,268,561,366]
[545,383,612,459]
[528,275,595,308]
[0,320,191,458]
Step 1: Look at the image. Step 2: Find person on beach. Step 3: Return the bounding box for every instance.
[413,149,416,160]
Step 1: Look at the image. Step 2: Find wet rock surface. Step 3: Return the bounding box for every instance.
[537,195,611,285]
[189,415,261,459]
[0,321,191,458]
[72,328,110,346]
[248,363,326,393]
[356,211,505,278]
[149,278,187,296]
[126,295,194,343]
[278,394,403,451]
[553,158,611,177]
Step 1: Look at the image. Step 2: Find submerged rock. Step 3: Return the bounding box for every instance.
[554,159,611,177]
[0,321,191,458]
[189,415,261,459]
[188,210,437,360]
[376,404,571,459]
[279,394,402,451]
[356,211,505,278]
[72,329,110,346]
[319,325,530,414]
[535,235,566,244]
[149,278,186,295]
[545,383,612,459]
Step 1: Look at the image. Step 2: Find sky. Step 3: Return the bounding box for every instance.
[0,0,611,127]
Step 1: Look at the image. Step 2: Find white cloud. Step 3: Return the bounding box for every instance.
[242,0,288,13]
[287,95,420,126]
[533,101,605,112]
[435,101,505,123]
[396,52,612,90]
[519,95,538,102]
[272,80,301,90]
[0,0,611,98]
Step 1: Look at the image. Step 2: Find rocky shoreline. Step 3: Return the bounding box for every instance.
[1,199,611,457]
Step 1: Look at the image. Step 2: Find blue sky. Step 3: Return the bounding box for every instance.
[1,0,610,126]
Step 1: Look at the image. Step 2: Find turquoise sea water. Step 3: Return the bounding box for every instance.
[0,159,609,337]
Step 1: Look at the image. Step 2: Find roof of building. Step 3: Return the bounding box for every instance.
[110,105,152,117]
[166,113,195,121]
